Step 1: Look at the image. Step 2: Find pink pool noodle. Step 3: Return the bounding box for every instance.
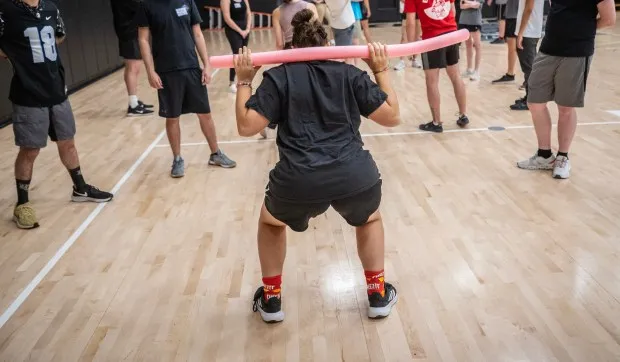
[209,29,470,68]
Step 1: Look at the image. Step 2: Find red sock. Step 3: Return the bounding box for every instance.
[262,275,282,301]
[364,270,385,297]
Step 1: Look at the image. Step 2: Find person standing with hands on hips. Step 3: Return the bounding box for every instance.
[221,0,252,93]
[137,0,236,178]
[232,9,400,323]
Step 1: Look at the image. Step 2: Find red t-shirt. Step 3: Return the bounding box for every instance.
[404,0,457,40]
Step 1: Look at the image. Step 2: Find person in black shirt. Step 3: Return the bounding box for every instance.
[0,0,113,230]
[221,0,251,93]
[234,9,400,323]
[137,0,237,177]
[518,0,616,179]
[110,0,154,116]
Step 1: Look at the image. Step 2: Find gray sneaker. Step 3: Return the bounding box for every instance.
[517,153,556,170]
[209,150,236,168]
[171,157,185,178]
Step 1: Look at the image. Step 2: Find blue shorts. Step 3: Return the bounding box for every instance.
[351,2,363,20]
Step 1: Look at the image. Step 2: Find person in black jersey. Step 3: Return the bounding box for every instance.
[234,9,400,323]
[137,0,236,177]
[0,0,113,230]
[110,0,154,116]
[221,0,251,93]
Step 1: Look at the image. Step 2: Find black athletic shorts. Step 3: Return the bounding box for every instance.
[458,24,481,32]
[505,18,517,38]
[421,43,460,70]
[158,69,211,118]
[119,38,141,60]
[361,4,369,21]
[498,4,506,20]
[265,179,382,232]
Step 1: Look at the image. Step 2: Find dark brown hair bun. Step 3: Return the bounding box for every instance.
[291,8,328,48]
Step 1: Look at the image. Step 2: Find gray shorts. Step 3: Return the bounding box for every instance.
[527,52,592,108]
[332,24,354,46]
[12,99,76,148]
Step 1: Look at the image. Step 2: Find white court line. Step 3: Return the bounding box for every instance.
[607,110,620,118]
[0,70,222,330]
[154,120,620,148]
[0,130,166,329]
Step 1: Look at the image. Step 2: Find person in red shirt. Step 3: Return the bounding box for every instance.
[404,0,469,132]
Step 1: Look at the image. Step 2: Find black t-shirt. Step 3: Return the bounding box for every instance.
[136,0,203,73]
[226,0,247,29]
[540,0,603,57]
[111,0,141,40]
[0,0,68,107]
[246,61,388,203]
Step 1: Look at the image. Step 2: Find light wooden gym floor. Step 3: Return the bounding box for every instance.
[1,25,620,361]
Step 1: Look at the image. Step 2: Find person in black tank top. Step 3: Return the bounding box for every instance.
[221,0,251,92]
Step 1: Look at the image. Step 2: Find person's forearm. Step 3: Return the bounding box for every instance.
[246,11,252,30]
[139,38,156,74]
[597,14,616,29]
[363,0,370,11]
[235,85,253,135]
[224,15,244,33]
[374,72,399,118]
[194,31,211,68]
[0,48,6,59]
[517,4,533,36]
[56,36,66,45]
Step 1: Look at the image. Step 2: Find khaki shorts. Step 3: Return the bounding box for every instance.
[527,52,592,108]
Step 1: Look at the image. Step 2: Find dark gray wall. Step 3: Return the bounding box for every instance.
[0,0,123,128]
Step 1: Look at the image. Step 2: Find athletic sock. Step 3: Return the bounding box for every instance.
[537,149,553,159]
[129,95,139,108]
[557,152,568,159]
[364,270,385,297]
[174,155,182,162]
[262,275,282,301]
[16,179,31,206]
[68,167,87,193]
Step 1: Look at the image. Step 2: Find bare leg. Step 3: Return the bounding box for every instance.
[446,64,467,115]
[15,148,40,181]
[405,13,417,44]
[166,117,182,157]
[257,204,287,277]
[197,113,219,154]
[56,139,80,170]
[399,20,407,62]
[355,211,384,272]
[557,106,578,153]
[424,69,442,123]
[528,102,552,149]
[465,37,474,71]
[499,19,506,39]
[361,19,372,43]
[507,38,517,75]
[472,31,482,72]
[124,60,141,97]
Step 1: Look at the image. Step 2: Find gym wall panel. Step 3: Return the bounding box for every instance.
[0,0,123,128]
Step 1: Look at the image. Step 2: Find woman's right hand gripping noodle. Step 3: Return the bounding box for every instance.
[363,42,401,127]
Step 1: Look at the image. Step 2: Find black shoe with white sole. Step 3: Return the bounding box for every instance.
[127,103,154,117]
[456,114,470,128]
[252,287,284,323]
[138,100,154,108]
[368,282,398,319]
[71,185,114,203]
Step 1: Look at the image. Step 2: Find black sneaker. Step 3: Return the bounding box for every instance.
[252,286,284,323]
[138,100,154,108]
[71,185,114,203]
[127,103,154,117]
[419,121,443,133]
[510,98,529,111]
[490,38,505,45]
[456,114,470,128]
[368,282,398,319]
[492,74,515,84]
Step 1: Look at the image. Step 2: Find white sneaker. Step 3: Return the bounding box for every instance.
[229,83,237,93]
[517,153,556,170]
[552,155,571,179]
[462,69,474,78]
[412,58,422,69]
[470,71,480,81]
[393,60,406,71]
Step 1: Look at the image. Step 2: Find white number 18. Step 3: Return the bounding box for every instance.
[24,26,58,63]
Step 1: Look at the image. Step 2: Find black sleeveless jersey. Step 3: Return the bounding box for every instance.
[0,0,68,107]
